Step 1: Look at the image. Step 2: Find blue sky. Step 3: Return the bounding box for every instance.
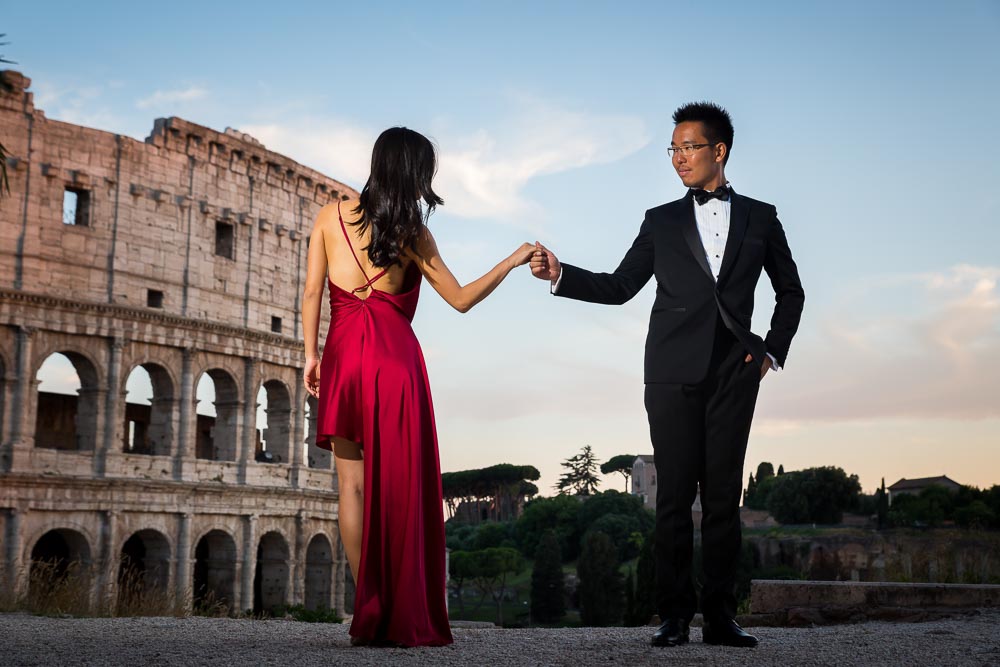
[14,1,1000,493]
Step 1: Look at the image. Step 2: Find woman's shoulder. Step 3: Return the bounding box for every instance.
[404,225,437,261]
[315,199,362,225]
[339,198,363,224]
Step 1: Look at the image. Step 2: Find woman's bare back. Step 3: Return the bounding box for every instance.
[323,199,414,297]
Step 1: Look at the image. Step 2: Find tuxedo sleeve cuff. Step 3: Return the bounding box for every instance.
[551,272,564,295]
[766,352,781,372]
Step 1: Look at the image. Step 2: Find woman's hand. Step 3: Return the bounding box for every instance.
[304,357,320,398]
[509,242,537,268]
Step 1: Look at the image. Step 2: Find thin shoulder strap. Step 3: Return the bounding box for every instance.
[338,201,388,293]
[338,201,370,280]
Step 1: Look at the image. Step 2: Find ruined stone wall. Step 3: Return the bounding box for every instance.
[746,530,1000,585]
[0,70,359,615]
[0,70,351,333]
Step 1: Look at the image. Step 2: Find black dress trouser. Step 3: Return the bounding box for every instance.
[644,318,761,622]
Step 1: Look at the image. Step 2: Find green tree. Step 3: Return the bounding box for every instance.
[448,550,476,615]
[576,491,654,561]
[888,486,957,528]
[745,463,779,510]
[984,486,1000,529]
[955,500,996,530]
[777,464,785,475]
[577,490,652,527]
[467,547,524,626]
[876,478,889,529]
[746,474,778,510]
[577,531,624,626]
[765,466,862,524]
[556,445,601,496]
[516,494,583,561]
[473,521,516,550]
[442,464,540,522]
[445,522,477,551]
[600,454,636,493]
[530,530,565,624]
[744,472,757,507]
[624,530,655,626]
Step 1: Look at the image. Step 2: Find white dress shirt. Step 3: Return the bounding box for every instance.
[694,193,730,281]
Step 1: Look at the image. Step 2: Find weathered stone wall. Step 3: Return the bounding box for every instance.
[0,69,359,615]
[746,530,1000,585]
[0,69,352,331]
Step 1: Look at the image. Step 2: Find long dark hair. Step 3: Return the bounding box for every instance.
[352,127,443,267]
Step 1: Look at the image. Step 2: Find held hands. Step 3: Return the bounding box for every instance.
[746,353,772,380]
[529,242,561,282]
[509,242,537,269]
[304,357,321,398]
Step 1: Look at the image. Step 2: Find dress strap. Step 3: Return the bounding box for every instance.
[339,201,389,293]
[353,269,389,294]
[338,201,370,280]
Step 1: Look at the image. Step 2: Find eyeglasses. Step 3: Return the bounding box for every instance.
[667,143,716,157]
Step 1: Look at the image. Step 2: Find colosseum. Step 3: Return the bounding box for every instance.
[0,69,356,616]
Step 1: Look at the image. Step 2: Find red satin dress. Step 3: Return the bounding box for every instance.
[316,203,453,647]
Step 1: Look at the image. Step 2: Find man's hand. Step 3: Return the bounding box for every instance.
[746,353,772,380]
[530,241,561,283]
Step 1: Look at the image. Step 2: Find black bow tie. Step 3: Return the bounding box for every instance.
[692,186,730,205]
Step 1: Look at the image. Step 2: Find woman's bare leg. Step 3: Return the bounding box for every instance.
[333,437,364,585]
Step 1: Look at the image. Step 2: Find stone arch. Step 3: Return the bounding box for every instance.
[253,530,290,614]
[192,528,237,611]
[34,350,101,451]
[117,528,171,610]
[123,362,176,456]
[28,527,94,611]
[257,379,292,464]
[194,368,240,461]
[304,532,333,611]
[303,395,330,469]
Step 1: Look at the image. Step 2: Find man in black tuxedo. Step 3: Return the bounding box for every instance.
[530,102,804,648]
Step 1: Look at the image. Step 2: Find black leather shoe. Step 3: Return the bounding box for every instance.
[702,617,758,648]
[650,618,690,647]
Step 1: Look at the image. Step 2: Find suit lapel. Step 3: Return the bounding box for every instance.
[678,194,714,281]
[717,190,749,283]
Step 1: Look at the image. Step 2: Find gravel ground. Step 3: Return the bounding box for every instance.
[2,611,999,666]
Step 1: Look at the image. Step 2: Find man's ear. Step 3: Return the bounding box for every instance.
[714,142,727,164]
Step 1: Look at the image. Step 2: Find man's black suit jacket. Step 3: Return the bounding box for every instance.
[557,190,805,384]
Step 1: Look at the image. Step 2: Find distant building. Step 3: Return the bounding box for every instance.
[632,455,656,509]
[887,475,962,505]
[451,495,529,523]
[0,70,355,616]
[631,454,701,518]
[739,508,778,529]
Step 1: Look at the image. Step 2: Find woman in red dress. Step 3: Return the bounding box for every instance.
[301,127,534,647]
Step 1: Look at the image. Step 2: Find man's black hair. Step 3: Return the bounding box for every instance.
[672,102,734,164]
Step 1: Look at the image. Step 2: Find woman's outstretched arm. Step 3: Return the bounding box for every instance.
[301,209,330,398]
[406,228,534,313]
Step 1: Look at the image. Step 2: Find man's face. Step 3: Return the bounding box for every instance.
[671,121,726,189]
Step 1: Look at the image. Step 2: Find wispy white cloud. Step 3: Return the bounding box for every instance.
[136,86,208,110]
[237,94,650,222]
[235,119,374,188]
[433,97,649,221]
[32,80,123,132]
[761,264,1000,423]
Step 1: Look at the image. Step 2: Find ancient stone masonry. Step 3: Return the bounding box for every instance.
[0,70,357,614]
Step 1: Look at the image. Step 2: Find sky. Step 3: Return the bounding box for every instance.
[13,1,1000,495]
